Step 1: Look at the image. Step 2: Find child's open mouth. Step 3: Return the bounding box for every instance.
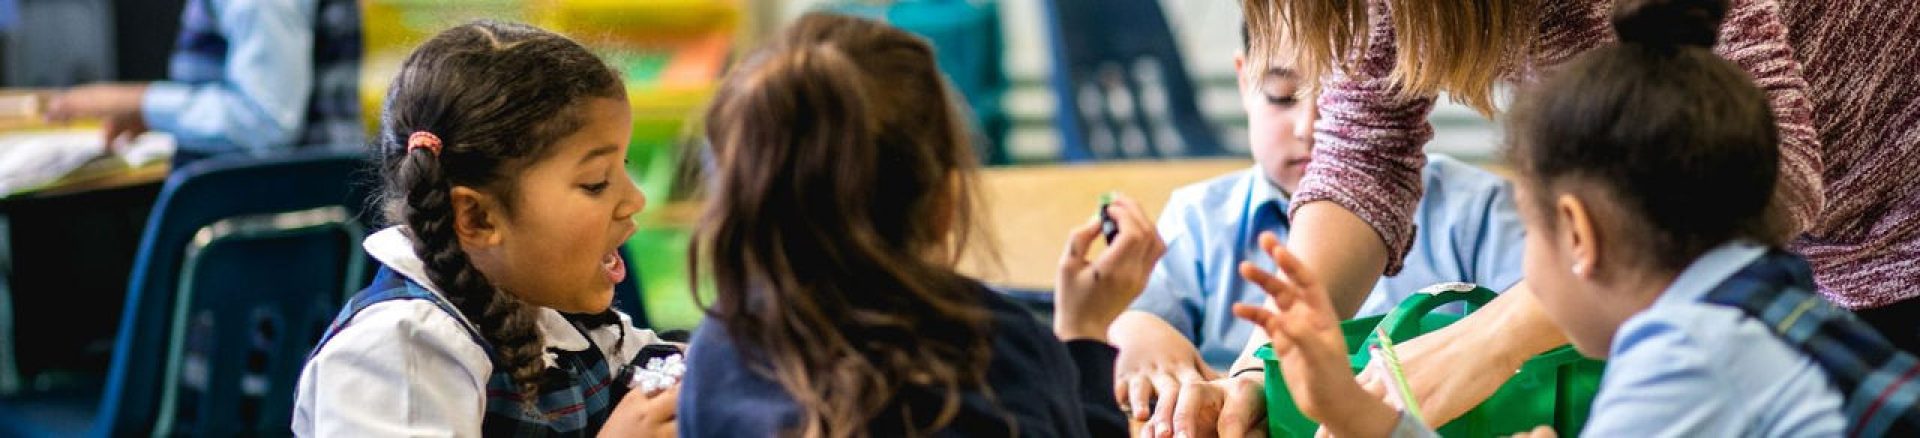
[603,249,627,284]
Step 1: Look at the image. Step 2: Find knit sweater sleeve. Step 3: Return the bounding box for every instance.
[1715,0,1824,235]
[1293,0,1433,275]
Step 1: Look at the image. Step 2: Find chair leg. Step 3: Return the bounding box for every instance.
[0,213,21,395]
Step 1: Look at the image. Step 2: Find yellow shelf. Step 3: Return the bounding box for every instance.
[534,0,740,38]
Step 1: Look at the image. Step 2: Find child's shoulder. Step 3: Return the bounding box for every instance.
[1600,303,1848,434]
[1616,302,1761,357]
[312,274,495,374]
[325,298,490,353]
[1166,168,1261,211]
[1614,301,1835,392]
[1419,153,1508,193]
[1156,168,1267,242]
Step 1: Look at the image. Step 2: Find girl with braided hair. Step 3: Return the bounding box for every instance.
[293,20,678,436]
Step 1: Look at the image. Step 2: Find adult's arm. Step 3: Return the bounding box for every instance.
[1717,0,1823,238]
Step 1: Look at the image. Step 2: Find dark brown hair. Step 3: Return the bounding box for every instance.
[375,20,624,398]
[1506,0,1779,271]
[694,12,997,437]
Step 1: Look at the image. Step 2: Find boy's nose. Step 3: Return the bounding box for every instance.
[1293,101,1318,143]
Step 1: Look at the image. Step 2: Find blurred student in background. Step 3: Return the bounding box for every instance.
[44,0,362,164]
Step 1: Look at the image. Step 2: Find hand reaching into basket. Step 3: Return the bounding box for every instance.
[1231,232,1404,438]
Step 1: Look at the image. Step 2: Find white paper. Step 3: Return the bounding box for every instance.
[0,131,175,195]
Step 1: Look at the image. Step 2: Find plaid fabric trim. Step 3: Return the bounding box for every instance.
[311,268,627,436]
[1701,250,1920,437]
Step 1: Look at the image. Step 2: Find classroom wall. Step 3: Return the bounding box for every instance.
[772,0,1503,163]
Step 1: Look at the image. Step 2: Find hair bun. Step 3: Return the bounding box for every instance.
[1612,0,1728,49]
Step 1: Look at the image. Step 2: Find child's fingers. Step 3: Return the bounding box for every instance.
[1170,381,1222,438]
[1100,196,1164,260]
[1258,232,1284,259]
[1216,378,1265,438]
[1260,236,1334,318]
[1362,349,1400,408]
[1106,196,1156,241]
[1113,376,1136,417]
[1060,214,1104,265]
[1361,377,1391,406]
[1355,362,1389,401]
[1149,374,1180,432]
[41,93,73,123]
[1128,375,1156,420]
[1231,303,1293,354]
[1509,426,1557,438]
[1097,201,1153,258]
[1238,262,1299,310]
[1260,233,1319,292]
[640,385,680,418]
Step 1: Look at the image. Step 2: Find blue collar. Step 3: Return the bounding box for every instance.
[1653,240,1769,308]
[1241,167,1291,232]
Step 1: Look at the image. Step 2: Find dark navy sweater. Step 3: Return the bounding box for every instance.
[678,287,1127,437]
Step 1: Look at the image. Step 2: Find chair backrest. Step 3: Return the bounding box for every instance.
[95,148,376,436]
[1040,0,1226,161]
[825,0,1011,164]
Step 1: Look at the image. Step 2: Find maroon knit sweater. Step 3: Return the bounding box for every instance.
[1301,0,1917,308]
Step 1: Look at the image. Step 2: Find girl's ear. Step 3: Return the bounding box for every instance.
[450,186,506,249]
[1556,193,1601,280]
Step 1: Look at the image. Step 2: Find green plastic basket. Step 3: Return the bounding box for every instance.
[1255,283,1605,437]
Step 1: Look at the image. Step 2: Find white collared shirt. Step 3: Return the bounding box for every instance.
[292,227,664,437]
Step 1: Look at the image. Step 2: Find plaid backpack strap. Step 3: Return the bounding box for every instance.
[1701,250,1920,437]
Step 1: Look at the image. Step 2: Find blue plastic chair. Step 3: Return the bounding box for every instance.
[1040,0,1227,161]
[0,148,377,436]
[825,0,1010,164]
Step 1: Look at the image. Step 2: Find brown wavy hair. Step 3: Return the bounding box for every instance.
[1242,0,1534,115]
[375,20,624,398]
[693,12,1000,438]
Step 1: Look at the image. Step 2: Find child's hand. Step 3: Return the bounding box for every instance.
[1508,426,1557,438]
[599,384,678,437]
[44,84,149,153]
[1109,312,1220,426]
[1159,372,1268,438]
[1053,195,1166,342]
[1231,232,1399,438]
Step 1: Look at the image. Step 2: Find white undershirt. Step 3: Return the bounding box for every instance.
[291,226,663,437]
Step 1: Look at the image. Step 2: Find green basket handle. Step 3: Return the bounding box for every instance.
[1378,282,1500,343]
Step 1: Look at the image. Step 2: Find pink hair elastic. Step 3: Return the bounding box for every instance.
[407,131,443,156]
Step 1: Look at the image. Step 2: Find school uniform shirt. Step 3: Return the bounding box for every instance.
[292,226,666,437]
[1584,241,1845,436]
[1132,154,1525,369]
[146,0,363,160]
[678,283,1128,437]
[1383,241,1848,438]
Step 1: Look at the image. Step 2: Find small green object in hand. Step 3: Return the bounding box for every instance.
[1374,326,1426,427]
[1098,192,1117,244]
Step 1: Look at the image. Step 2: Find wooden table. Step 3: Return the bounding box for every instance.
[956,159,1252,290]
[3,161,169,200]
[627,159,1251,289]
